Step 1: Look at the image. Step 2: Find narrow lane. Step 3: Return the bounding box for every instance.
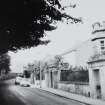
[0,80,25,105]
[11,83,86,105]
[0,80,86,105]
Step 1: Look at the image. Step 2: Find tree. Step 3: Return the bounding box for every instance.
[53,55,63,70]
[0,0,81,54]
[23,70,30,78]
[0,53,11,75]
[45,55,69,71]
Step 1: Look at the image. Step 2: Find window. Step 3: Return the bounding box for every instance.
[100,40,104,45]
[100,40,104,44]
[100,40,105,49]
[101,47,105,50]
[100,40,105,54]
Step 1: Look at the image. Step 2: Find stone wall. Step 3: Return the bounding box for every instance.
[58,82,90,97]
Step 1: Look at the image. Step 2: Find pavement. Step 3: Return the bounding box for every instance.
[31,85,105,105]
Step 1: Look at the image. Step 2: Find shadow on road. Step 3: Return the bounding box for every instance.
[0,80,26,105]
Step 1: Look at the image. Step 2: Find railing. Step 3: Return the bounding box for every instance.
[59,81,89,85]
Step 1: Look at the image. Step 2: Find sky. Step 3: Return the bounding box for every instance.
[9,0,105,73]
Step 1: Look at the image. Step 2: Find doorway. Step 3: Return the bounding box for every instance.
[93,69,101,98]
[50,71,53,88]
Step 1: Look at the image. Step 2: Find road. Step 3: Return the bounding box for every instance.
[0,79,86,105]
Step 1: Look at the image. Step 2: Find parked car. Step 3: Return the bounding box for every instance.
[15,74,23,85]
[20,78,30,87]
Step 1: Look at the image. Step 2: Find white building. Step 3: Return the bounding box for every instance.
[62,22,105,67]
[61,21,105,100]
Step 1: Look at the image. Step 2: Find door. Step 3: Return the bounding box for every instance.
[93,69,101,98]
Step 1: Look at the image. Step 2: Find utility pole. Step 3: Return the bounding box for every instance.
[39,61,42,88]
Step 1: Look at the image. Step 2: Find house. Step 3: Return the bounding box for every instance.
[60,21,105,100]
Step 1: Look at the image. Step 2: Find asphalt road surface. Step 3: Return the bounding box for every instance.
[0,79,86,105]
